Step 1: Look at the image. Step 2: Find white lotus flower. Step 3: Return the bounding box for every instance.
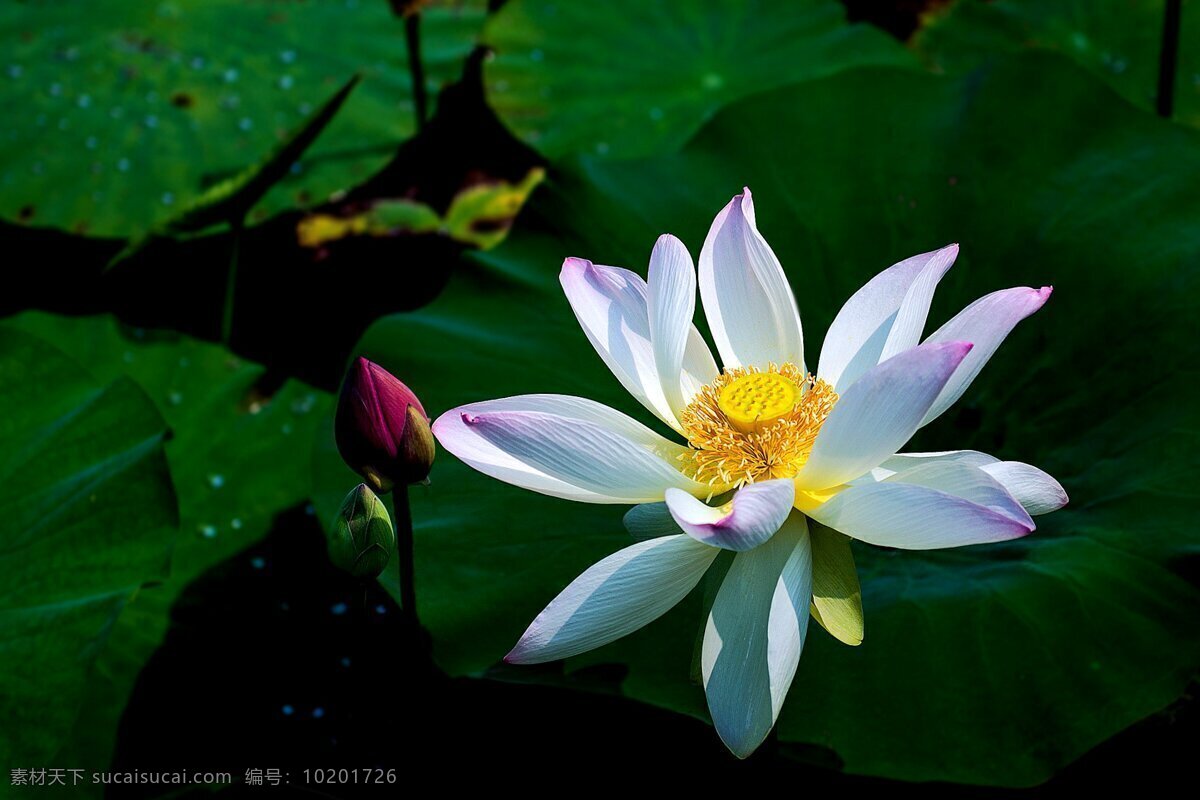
[433,188,1067,758]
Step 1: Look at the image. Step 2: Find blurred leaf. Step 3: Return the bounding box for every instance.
[480,0,914,159]
[295,167,545,249]
[8,313,331,777]
[367,199,446,234]
[314,55,1200,784]
[0,0,487,236]
[915,0,1200,127]
[0,327,177,765]
[442,167,545,249]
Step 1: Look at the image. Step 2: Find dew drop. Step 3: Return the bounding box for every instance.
[331,602,348,616]
[231,517,243,530]
[144,114,159,128]
[223,68,239,83]
[207,473,225,489]
[85,136,97,149]
[7,64,23,79]
[76,94,91,108]
[198,524,218,539]
[161,191,175,206]
[280,50,297,64]
[374,604,387,615]
[291,393,316,414]
[312,707,325,719]
[238,117,253,131]
[117,158,131,172]
[278,74,294,90]
[250,556,265,569]
[530,48,544,62]
[281,704,294,716]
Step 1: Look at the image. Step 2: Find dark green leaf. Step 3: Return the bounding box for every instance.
[915,0,1200,127]
[107,74,361,271]
[0,327,178,765]
[8,313,331,777]
[1,0,486,235]
[481,0,914,158]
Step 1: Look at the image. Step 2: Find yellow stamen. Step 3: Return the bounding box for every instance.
[717,371,800,434]
[678,363,838,490]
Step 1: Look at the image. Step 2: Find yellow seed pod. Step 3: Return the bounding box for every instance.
[717,372,800,434]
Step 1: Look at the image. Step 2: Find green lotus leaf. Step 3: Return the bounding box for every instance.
[915,0,1200,127]
[481,0,914,159]
[0,0,486,236]
[0,327,178,765]
[7,313,331,779]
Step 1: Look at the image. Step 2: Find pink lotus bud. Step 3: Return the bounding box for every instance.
[335,357,435,492]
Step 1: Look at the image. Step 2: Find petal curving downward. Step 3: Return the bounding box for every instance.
[808,522,863,646]
[433,394,705,503]
[702,514,812,759]
[699,188,804,370]
[818,244,958,390]
[806,477,1034,550]
[921,286,1052,426]
[664,479,794,551]
[506,535,719,664]
[876,451,1067,516]
[980,461,1069,515]
[883,461,1033,527]
[796,342,974,490]
[647,234,719,417]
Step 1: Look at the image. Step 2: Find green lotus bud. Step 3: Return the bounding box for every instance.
[328,483,395,579]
